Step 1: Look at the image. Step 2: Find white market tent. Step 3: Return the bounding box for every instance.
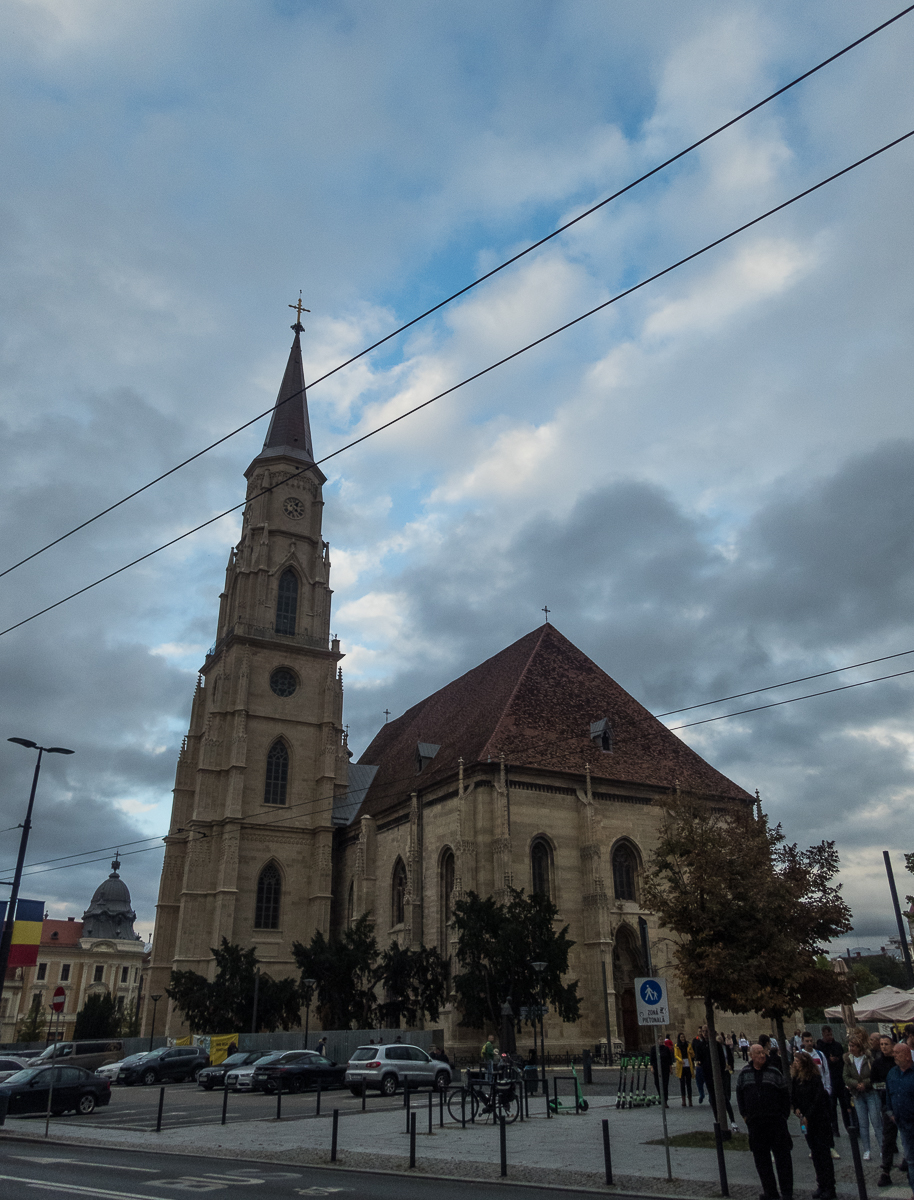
[825,985,914,1024]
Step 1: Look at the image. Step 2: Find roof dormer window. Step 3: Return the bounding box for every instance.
[590,717,612,752]
[416,742,440,774]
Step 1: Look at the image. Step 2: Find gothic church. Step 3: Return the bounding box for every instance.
[147,326,754,1052]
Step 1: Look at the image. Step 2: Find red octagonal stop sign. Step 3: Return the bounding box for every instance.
[51,986,65,1013]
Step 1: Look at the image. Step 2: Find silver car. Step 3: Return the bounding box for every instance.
[225,1050,312,1092]
[345,1045,451,1096]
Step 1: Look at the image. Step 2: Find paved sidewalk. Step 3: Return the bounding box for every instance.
[2,1089,908,1198]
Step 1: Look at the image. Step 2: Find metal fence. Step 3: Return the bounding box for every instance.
[236,1028,444,1064]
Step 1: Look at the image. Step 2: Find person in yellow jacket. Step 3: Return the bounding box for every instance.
[674,1032,695,1106]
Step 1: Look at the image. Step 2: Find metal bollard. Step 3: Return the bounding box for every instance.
[439,1087,444,1128]
[221,1085,229,1126]
[409,1112,417,1168]
[361,1080,367,1112]
[499,1113,507,1177]
[461,1087,466,1128]
[546,1085,551,1119]
[583,1048,593,1085]
[602,1118,613,1185]
[428,1089,433,1135]
[518,1079,523,1122]
[847,1112,869,1200]
[331,1109,339,1163]
[315,1080,322,1117]
[405,1085,411,1133]
[156,1086,165,1133]
[276,1085,282,1121]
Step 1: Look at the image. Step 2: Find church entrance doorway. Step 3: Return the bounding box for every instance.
[613,925,644,1052]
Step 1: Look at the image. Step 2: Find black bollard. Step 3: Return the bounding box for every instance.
[361,1080,367,1111]
[331,1109,339,1163]
[428,1089,433,1135]
[583,1048,593,1085]
[315,1080,322,1117]
[713,1122,730,1198]
[518,1079,523,1122]
[461,1087,466,1128]
[221,1085,229,1126]
[405,1085,411,1133]
[847,1112,869,1200]
[409,1112,417,1169]
[156,1086,165,1133]
[276,1085,282,1121]
[439,1087,444,1128]
[499,1114,507,1177]
[602,1118,613,1185]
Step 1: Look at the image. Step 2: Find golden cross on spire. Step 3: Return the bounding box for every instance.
[288,291,310,327]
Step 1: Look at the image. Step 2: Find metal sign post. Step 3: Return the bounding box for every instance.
[635,976,672,1182]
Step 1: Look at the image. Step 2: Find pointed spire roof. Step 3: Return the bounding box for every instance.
[355,624,752,817]
[246,326,314,475]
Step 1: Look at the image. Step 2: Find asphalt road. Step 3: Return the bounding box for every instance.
[0,1141,627,1199]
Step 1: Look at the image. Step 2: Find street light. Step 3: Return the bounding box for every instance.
[149,995,162,1052]
[531,961,547,1097]
[302,978,317,1047]
[0,739,74,1017]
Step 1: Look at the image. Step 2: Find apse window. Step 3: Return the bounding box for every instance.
[255,863,281,929]
[531,838,553,900]
[612,843,638,902]
[270,668,298,697]
[590,717,612,752]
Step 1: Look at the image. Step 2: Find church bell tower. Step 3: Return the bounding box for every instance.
[146,315,347,1035]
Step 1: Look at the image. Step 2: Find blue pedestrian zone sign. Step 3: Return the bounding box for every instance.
[635,976,669,1025]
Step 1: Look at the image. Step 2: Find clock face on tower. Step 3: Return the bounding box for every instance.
[282,496,305,520]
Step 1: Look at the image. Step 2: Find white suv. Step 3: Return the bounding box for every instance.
[345,1045,451,1097]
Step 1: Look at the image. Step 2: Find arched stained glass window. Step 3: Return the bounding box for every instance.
[264,740,289,805]
[255,863,281,929]
[612,843,638,901]
[531,838,551,899]
[392,858,407,926]
[275,570,299,636]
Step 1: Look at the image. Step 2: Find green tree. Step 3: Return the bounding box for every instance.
[118,995,142,1037]
[377,942,448,1028]
[16,996,47,1043]
[452,888,581,1033]
[167,938,301,1034]
[852,954,909,990]
[74,992,120,1038]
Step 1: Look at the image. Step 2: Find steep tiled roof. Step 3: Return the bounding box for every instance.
[41,919,84,946]
[356,624,751,816]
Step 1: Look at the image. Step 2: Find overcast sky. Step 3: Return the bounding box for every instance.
[1,1,912,952]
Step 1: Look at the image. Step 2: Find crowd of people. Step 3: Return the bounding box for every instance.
[649,1022,914,1200]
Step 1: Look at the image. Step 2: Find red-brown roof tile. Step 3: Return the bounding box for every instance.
[356,624,751,815]
[41,919,84,946]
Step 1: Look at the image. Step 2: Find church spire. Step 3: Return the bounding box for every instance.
[247,312,315,475]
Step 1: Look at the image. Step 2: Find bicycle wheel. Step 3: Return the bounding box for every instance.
[447,1087,479,1122]
[494,1088,520,1124]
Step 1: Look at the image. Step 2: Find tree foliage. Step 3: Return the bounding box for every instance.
[850,953,909,991]
[292,914,448,1030]
[16,997,47,1043]
[167,938,301,1034]
[74,992,120,1039]
[452,888,581,1032]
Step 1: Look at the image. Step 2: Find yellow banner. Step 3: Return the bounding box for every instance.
[173,1036,193,1047]
[208,1033,240,1065]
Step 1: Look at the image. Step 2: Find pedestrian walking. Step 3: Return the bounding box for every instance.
[817,1026,850,1137]
[481,1034,497,1081]
[316,1036,328,1057]
[791,1048,835,1199]
[873,1033,900,1187]
[737,1043,794,1200]
[886,1042,914,1199]
[675,1033,694,1106]
[760,1034,783,1074]
[739,1033,750,1062]
[844,1032,883,1161]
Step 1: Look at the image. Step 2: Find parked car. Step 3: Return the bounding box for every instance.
[118,1045,209,1086]
[345,1045,451,1096]
[0,1055,31,1083]
[224,1050,313,1092]
[0,1064,112,1115]
[34,1039,124,1072]
[252,1051,346,1094]
[96,1053,147,1083]
[197,1052,263,1090]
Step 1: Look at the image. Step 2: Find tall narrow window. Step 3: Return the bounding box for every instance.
[264,740,289,805]
[347,881,355,928]
[255,863,281,929]
[440,849,455,945]
[275,570,299,636]
[531,839,551,899]
[612,843,638,901]
[392,859,407,926]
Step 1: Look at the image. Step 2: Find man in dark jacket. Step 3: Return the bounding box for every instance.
[737,1043,793,1200]
[873,1034,899,1187]
[886,1042,914,1198]
[816,1027,848,1137]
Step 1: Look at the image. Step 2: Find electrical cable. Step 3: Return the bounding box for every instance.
[655,646,914,716]
[667,666,914,729]
[2,2,911,584]
[2,124,912,642]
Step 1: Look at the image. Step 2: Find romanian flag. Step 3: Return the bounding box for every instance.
[0,899,44,968]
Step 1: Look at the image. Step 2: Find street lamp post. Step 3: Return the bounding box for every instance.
[148,995,162,1052]
[531,961,547,1096]
[302,978,316,1047]
[0,738,74,1017]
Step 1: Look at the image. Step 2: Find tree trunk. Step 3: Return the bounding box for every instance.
[704,997,730,1134]
[775,1013,789,1066]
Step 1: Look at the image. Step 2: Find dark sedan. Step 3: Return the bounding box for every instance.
[0,1065,111,1116]
[252,1051,346,1094]
[197,1052,263,1090]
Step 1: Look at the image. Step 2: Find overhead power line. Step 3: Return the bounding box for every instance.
[2,2,911,584]
[1,125,912,642]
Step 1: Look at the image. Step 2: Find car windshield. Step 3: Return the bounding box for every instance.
[1,1068,48,1086]
[251,1053,284,1066]
[119,1054,147,1066]
[349,1048,378,1061]
[35,1045,61,1061]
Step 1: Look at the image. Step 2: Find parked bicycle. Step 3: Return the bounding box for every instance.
[446,1054,522,1124]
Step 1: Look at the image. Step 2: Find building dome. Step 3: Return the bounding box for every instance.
[81,858,141,941]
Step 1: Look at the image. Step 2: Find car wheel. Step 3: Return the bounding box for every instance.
[349,1087,362,1096]
[192,1066,204,1082]
[201,1081,215,1091]
[380,1074,398,1097]
[78,1094,96,1115]
[433,1071,449,1093]
[290,1076,303,1094]
[263,1080,278,1094]
[141,1069,158,1086]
